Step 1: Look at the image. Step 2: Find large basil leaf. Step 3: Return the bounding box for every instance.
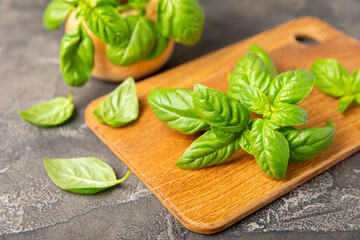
[43,0,75,30]
[249,119,289,180]
[93,77,139,127]
[270,103,308,126]
[193,84,250,133]
[249,44,278,77]
[18,94,74,127]
[311,59,348,97]
[279,121,335,163]
[148,88,208,134]
[44,157,131,194]
[176,130,241,169]
[86,5,128,45]
[338,95,355,113]
[156,0,204,46]
[239,128,252,154]
[106,16,157,66]
[228,84,270,115]
[344,70,360,95]
[60,24,94,86]
[269,70,315,105]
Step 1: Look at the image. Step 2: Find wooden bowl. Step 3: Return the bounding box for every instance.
[64,5,174,82]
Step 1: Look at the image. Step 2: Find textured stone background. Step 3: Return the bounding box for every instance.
[1,0,360,239]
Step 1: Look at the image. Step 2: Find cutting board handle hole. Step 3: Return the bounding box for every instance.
[294,35,319,45]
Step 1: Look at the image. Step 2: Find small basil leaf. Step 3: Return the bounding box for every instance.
[147,88,208,134]
[279,121,335,163]
[249,44,278,77]
[311,59,348,97]
[44,157,131,194]
[270,103,308,126]
[338,95,355,113]
[86,5,128,45]
[229,83,270,115]
[344,70,360,95]
[269,69,315,105]
[18,94,74,127]
[43,0,75,30]
[239,128,252,154]
[106,16,157,66]
[231,53,267,76]
[60,24,94,86]
[176,130,241,169]
[156,0,204,46]
[94,77,139,127]
[193,84,250,133]
[250,119,289,180]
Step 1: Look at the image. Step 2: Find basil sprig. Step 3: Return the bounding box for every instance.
[311,59,360,113]
[149,44,336,180]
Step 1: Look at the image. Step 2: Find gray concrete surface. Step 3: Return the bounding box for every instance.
[1,0,360,239]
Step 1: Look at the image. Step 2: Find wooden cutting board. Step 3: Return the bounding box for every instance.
[85,17,360,234]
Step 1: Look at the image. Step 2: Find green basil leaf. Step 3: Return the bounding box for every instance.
[270,103,308,126]
[249,119,289,180]
[86,5,128,45]
[129,0,151,4]
[82,0,119,7]
[18,94,74,127]
[229,83,270,115]
[60,24,94,86]
[311,59,348,97]
[176,130,241,169]
[43,0,75,30]
[75,1,92,19]
[44,157,131,194]
[338,95,354,113]
[147,88,208,134]
[106,16,157,66]
[144,27,169,60]
[279,121,335,163]
[156,0,204,46]
[94,77,139,127]
[269,69,315,105]
[344,70,360,95]
[193,83,250,133]
[249,44,278,77]
[239,128,252,154]
[355,94,360,105]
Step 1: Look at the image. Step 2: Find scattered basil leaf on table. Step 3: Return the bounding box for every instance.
[148,88,208,134]
[60,24,94,87]
[18,94,74,127]
[43,0,75,30]
[249,43,278,77]
[269,103,308,127]
[279,121,336,163]
[176,130,242,169]
[94,77,139,127]
[156,0,205,46]
[44,157,131,194]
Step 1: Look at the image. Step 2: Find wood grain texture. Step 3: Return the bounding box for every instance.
[85,17,360,234]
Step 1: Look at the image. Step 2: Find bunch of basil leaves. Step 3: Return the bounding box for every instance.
[148,44,336,180]
[43,0,205,86]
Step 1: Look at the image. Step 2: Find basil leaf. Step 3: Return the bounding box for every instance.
[147,88,208,134]
[311,59,348,97]
[94,77,139,127]
[18,94,74,127]
[176,130,241,169]
[193,84,250,133]
[156,0,204,46]
[129,0,151,4]
[270,103,308,126]
[239,128,252,154]
[269,69,315,105]
[249,44,278,77]
[44,157,131,194]
[355,94,360,105]
[60,24,94,86]
[43,0,75,30]
[344,70,360,95]
[229,84,270,115]
[144,27,169,60]
[106,16,157,66]
[86,5,129,45]
[249,119,289,180]
[338,95,354,113]
[279,121,335,163]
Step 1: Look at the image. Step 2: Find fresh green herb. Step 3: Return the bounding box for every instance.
[147,88,208,134]
[312,59,360,113]
[44,157,131,194]
[249,43,278,77]
[43,0,205,86]
[18,94,74,127]
[93,77,139,127]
